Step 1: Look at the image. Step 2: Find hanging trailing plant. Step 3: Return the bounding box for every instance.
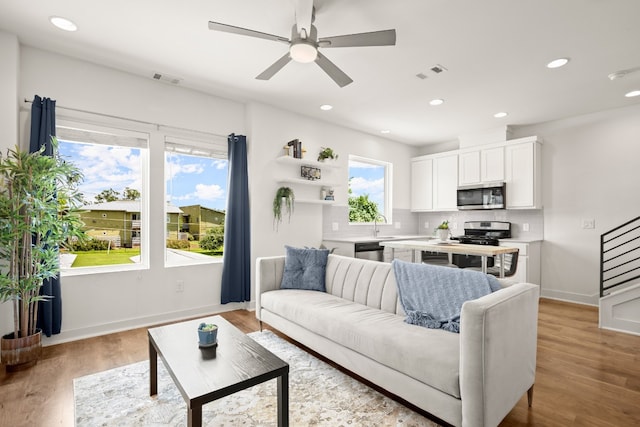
[273,187,295,229]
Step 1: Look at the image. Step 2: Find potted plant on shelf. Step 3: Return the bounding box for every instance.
[0,139,85,370]
[435,220,450,241]
[273,186,294,230]
[317,147,338,162]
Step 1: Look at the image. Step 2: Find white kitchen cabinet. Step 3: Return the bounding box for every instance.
[411,158,433,211]
[433,154,458,210]
[500,240,541,285]
[505,139,542,209]
[481,146,505,182]
[458,146,504,185]
[411,153,457,212]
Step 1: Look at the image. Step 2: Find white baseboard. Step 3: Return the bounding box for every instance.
[41,302,249,346]
[540,288,598,306]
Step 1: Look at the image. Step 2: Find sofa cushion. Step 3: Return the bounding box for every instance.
[261,289,462,398]
[280,246,330,292]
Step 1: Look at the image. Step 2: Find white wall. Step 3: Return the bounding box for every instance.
[4,45,247,344]
[0,31,20,337]
[513,103,640,304]
[246,102,416,300]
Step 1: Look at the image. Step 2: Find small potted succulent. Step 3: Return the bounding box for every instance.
[435,221,450,241]
[317,147,338,162]
[198,323,218,346]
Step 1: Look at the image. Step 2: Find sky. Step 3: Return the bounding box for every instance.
[59,140,228,210]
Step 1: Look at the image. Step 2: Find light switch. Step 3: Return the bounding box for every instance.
[522,223,530,232]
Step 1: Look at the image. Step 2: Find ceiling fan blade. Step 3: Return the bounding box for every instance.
[293,0,314,37]
[319,29,396,48]
[256,53,292,80]
[208,21,289,44]
[315,52,353,87]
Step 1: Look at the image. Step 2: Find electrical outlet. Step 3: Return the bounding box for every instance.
[332,222,339,231]
[176,280,184,292]
[582,219,595,229]
[424,222,430,229]
[395,222,401,229]
[522,223,530,232]
[451,222,458,230]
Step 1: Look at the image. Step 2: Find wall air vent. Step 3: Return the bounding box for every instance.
[152,72,182,85]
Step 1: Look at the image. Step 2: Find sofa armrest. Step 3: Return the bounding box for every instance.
[255,256,286,320]
[460,282,539,427]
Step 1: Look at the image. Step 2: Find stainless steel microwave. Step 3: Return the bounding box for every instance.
[457,182,506,210]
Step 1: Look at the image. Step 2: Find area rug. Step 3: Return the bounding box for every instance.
[74,330,438,426]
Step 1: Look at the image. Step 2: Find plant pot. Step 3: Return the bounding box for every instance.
[1,330,42,371]
[197,323,218,347]
[436,229,449,241]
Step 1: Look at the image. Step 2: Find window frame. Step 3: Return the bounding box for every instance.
[347,154,393,225]
[57,118,150,276]
[163,134,228,268]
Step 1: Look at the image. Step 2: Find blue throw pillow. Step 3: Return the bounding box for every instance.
[280,246,330,292]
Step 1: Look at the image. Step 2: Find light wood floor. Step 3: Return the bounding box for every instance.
[1,299,639,426]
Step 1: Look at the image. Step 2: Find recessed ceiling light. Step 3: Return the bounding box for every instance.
[625,90,640,98]
[49,16,77,32]
[429,99,444,106]
[320,104,333,111]
[494,112,508,118]
[380,130,391,134]
[547,58,569,69]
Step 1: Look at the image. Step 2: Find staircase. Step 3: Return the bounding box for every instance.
[599,216,640,335]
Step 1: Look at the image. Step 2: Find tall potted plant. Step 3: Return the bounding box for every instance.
[0,139,85,369]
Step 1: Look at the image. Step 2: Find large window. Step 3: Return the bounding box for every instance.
[57,121,148,271]
[164,136,228,266]
[348,155,392,223]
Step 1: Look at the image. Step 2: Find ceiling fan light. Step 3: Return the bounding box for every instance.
[290,42,317,63]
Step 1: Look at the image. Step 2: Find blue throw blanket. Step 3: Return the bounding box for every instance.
[392,259,502,333]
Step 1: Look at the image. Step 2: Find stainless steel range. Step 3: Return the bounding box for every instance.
[451,221,518,276]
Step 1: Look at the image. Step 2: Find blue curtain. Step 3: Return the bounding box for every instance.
[29,95,62,337]
[220,134,251,303]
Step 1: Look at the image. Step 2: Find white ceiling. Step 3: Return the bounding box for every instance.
[1,0,639,145]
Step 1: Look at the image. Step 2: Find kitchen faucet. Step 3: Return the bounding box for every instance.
[373,214,388,237]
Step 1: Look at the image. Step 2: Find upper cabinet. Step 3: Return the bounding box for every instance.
[411,158,433,211]
[411,136,542,212]
[505,138,542,209]
[458,145,504,186]
[433,154,458,210]
[411,153,457,212]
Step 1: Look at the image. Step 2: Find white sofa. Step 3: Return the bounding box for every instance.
[256,254,539,427]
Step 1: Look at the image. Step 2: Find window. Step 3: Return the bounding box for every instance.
[57,121,148,271]
[165,136,228,266]
[348,155,392,223]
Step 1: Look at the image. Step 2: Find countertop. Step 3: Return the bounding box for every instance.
[322,234,427,243]
[322,235,542,244]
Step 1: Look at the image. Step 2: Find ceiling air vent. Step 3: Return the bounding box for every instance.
[430,64,448,74]
[415,73,428,80]
[152,72,182,85]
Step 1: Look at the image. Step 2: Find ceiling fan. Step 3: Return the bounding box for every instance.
[208,0,396,87]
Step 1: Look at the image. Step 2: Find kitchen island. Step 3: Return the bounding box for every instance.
[380,239,520,278]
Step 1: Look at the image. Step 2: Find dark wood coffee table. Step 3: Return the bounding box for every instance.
[148,315,289,427]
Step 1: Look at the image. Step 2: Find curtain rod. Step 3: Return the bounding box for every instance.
[23,98,228,139]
